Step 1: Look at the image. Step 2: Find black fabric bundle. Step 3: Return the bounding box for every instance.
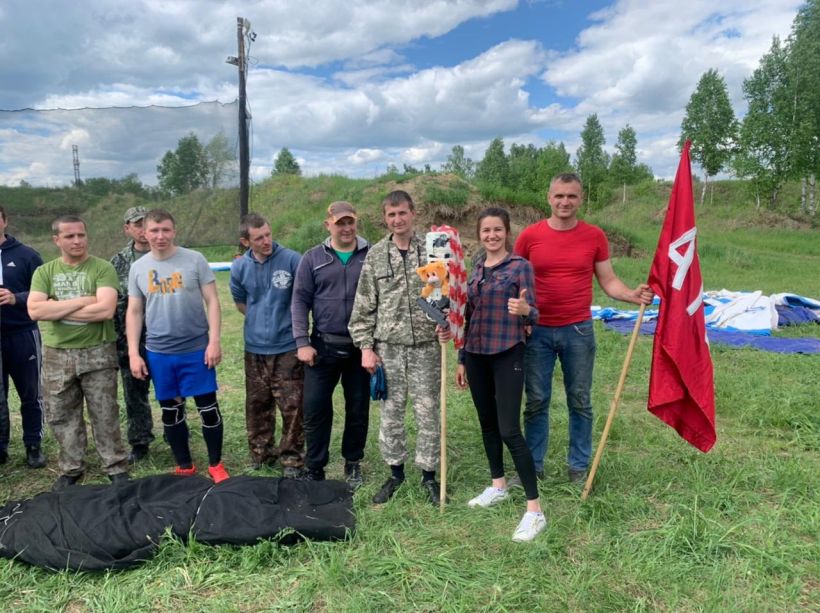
[0,475,354,571]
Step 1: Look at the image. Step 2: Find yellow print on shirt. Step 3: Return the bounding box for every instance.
[147,269,184,294]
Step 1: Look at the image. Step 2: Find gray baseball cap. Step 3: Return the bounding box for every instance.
[123,206,148,224]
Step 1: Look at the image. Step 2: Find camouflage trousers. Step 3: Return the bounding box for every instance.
[375,340,441,471]
[116,336,154,447]
[245,351,305,468]
[41,342,128,477]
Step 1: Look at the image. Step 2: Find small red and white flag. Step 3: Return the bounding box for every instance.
[647,140,716,452]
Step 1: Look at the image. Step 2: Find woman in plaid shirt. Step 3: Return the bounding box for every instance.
[456,207,546,543]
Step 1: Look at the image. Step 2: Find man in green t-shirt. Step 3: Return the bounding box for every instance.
[28,215,129,491]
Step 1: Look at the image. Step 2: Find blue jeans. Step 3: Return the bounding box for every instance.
[523,320,596,472]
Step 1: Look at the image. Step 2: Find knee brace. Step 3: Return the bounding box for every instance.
[194,393,222,428]
[160,398,186,427]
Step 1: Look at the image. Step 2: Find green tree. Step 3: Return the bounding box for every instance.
[575,114,609,207]
[157,133,209,196]
[272,147,301,176]
[475,137,510,186]
[608,125,653,203]
[788,0,820,213]
[733,37,795,209]
[508,143,540,192]
[204,133,236,189]
[534,141,572,193]
[609,124,638,185]
[441,145,474,179]
[679,69,737,204]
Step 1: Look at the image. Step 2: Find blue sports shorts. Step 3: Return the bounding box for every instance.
[146,349,218,401]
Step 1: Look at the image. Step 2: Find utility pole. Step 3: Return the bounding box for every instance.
[72,145,81,186]
[227,17,252,220]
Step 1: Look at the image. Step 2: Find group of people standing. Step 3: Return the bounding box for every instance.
[0,171,650,544]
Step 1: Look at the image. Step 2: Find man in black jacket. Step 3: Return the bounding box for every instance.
[291,201,370,488]
[0,206,46,468]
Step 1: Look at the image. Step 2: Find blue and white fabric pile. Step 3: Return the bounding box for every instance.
[594,290,820,354]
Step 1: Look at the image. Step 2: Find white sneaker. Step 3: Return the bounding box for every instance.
[512,511,547,542]
[467,486,509,508]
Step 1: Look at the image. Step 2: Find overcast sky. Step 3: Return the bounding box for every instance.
[0,0,803,187]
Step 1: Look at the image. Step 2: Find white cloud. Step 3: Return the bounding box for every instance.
[0,0,806,185]
[348,149,384,165]
[543,1,801,125]
[0,0,516,110]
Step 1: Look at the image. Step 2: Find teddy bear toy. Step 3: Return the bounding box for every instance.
[416,261,449,301]
[415,261,450,326]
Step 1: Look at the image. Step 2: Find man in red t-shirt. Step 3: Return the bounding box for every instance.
[514,173,653,483]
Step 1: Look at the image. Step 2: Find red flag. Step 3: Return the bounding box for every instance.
[647,140,716,452]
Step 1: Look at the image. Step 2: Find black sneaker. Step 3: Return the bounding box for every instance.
[128,444,149,464]
[297,467,325,481]
[421,479,443,506]
[344,462,363,490]
[283,466,307,479]
[372,476,404,504]
[52,474,83,491]
[0,448,8,465]
[25,445,47,469]
[109,472,131,486]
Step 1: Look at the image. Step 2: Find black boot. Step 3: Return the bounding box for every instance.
[128,444,149,464]
[25,445,46,469]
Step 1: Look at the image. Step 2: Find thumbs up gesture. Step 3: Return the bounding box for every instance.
[507,288,531,317]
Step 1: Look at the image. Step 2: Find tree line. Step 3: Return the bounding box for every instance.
[680,0,818,212]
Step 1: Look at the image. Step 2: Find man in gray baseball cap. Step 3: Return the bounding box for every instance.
[110,205,154,462]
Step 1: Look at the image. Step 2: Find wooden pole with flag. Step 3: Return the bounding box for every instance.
[439,344,447,512]
[581,303,646,501]
[420,225,466,512]
[582,140,716,499]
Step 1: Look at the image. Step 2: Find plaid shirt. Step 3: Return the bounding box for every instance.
[459,254,538,363]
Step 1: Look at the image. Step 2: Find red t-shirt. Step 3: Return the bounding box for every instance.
[514,220,610,326]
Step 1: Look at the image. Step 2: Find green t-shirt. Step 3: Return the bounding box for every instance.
[334,249,354,265]
[30,256,119,349]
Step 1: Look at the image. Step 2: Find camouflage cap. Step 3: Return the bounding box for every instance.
[327,201,357,223]
[123,206,148,224]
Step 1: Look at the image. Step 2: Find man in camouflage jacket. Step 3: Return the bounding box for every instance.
[348,190,449,506]
[110,206,153,462]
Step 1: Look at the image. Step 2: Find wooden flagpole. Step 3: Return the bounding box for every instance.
[439,343,447,512]
[581,303,647,501]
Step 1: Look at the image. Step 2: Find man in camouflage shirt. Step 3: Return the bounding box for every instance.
[348,190,450,506]
[110,206,153,462]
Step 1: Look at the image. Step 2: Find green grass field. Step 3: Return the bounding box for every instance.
[0,177,818,611]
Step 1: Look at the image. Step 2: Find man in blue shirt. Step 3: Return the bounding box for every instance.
[230,213,305,476]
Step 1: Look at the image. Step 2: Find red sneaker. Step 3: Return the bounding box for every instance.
[175,465,197,476]
[208,462,229,483]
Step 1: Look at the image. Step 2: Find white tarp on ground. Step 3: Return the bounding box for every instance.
[703,290,777,335]
[592,290,820,336]
[208,261,233,272]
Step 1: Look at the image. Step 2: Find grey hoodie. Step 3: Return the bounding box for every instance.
[291,236,369,348]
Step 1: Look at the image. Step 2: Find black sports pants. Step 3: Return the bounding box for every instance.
[465,343,538,500]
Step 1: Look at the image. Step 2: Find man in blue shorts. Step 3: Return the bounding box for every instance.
[126,209,228,482]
